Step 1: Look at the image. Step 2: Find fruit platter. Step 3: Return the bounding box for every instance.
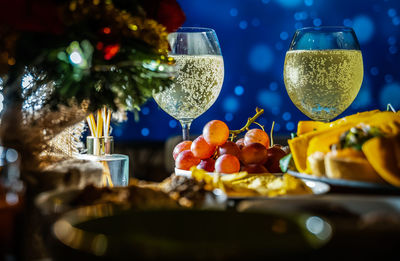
[171,108,400,195]
[169,108,328,197]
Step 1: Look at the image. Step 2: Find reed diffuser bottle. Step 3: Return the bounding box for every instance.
[78,107,129,187]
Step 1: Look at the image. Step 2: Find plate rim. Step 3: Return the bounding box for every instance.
[174,168,330,197]
[287,170,400,191]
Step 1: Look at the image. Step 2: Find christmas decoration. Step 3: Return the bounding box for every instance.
[0,0,185,181]
[1,0,185,112]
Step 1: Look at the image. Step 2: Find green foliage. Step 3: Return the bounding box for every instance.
[28,39,173,112]
[338,125,382,151]
[1,0,178,114]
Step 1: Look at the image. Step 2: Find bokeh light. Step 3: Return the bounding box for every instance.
[286,122,295,131]
[230,8,238,17]
[239,20,248,29]
[69,51,83,65]
[275,0,302,8]
[223,96,240,112]
[370,67,379,76]
[169,120,178,128]
[225,112,234,122]
[313,18,322,26]
[257,90,282,112]
[234,85,244,96]
[114,0,400,141]
[248,44,274,72]
[304,0,313,7]
[141,107,150,115]
[352,15,375,43]
[282,112,292,121]
[0,93,4,113]
[141,128,150,137]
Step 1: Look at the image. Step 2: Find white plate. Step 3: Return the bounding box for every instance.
[175,168,330,197]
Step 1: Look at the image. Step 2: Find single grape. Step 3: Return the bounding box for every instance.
[240,142,268,165]
[265,146,287,173]
[197,158,215,172]
[175,150,201,170]
[191,135,216,159]
[218,141,241,158]
[173,140,192,160]
[244,128,270,148]
[215,154,240,174]
[241,164,268,174]
[203,120,229,146]
[236,138,245,149]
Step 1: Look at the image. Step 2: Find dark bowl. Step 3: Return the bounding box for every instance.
[49,203,331,260]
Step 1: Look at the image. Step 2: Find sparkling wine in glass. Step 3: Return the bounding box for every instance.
[283,26,363,122]
[153,27,224,140]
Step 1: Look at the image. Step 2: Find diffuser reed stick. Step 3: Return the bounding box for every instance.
[86,107,114,187]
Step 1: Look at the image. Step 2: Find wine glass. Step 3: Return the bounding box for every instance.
[153,27,224,140]
[283,26,363,122]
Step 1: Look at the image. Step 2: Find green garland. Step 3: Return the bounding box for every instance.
[1,0,182,113]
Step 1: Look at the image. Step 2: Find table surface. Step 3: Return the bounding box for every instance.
[7,180,400,261]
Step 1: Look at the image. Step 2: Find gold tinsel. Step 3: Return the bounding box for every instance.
[47,121,86,157]
[0,99,90,173]
[66,0,170,55]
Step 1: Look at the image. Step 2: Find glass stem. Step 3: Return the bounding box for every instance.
[180,119,192,141]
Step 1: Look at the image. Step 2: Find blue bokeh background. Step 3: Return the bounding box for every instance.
[114,0,400,142]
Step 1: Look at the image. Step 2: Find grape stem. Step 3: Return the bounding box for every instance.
[270,121,275,147]
[387,103,396,112]
[229,107,264,141]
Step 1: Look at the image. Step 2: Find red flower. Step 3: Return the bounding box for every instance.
[140,0,186,32]
[0,0,64,34]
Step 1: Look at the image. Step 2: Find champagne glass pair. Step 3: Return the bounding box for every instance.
[153,27,224,140]
[155,26,363,137]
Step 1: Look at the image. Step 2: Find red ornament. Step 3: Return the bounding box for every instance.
[102,27,111,35]
[103,44,120,60]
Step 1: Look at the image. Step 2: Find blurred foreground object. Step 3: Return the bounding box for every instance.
[0,146,24,259]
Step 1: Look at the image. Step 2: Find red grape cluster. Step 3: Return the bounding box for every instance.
[174,120,287,174]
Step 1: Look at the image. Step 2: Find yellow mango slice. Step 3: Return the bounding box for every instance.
[306,112,400,173]
[289,110,380,173]
[297,121,327,135]
[297,110,382,136]
[362,135,400,187]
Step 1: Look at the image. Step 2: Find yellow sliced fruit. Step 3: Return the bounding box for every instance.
[297,121,328,136]
[289,110,380,173]
[306,112,400,173]
[362,135,400,187]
